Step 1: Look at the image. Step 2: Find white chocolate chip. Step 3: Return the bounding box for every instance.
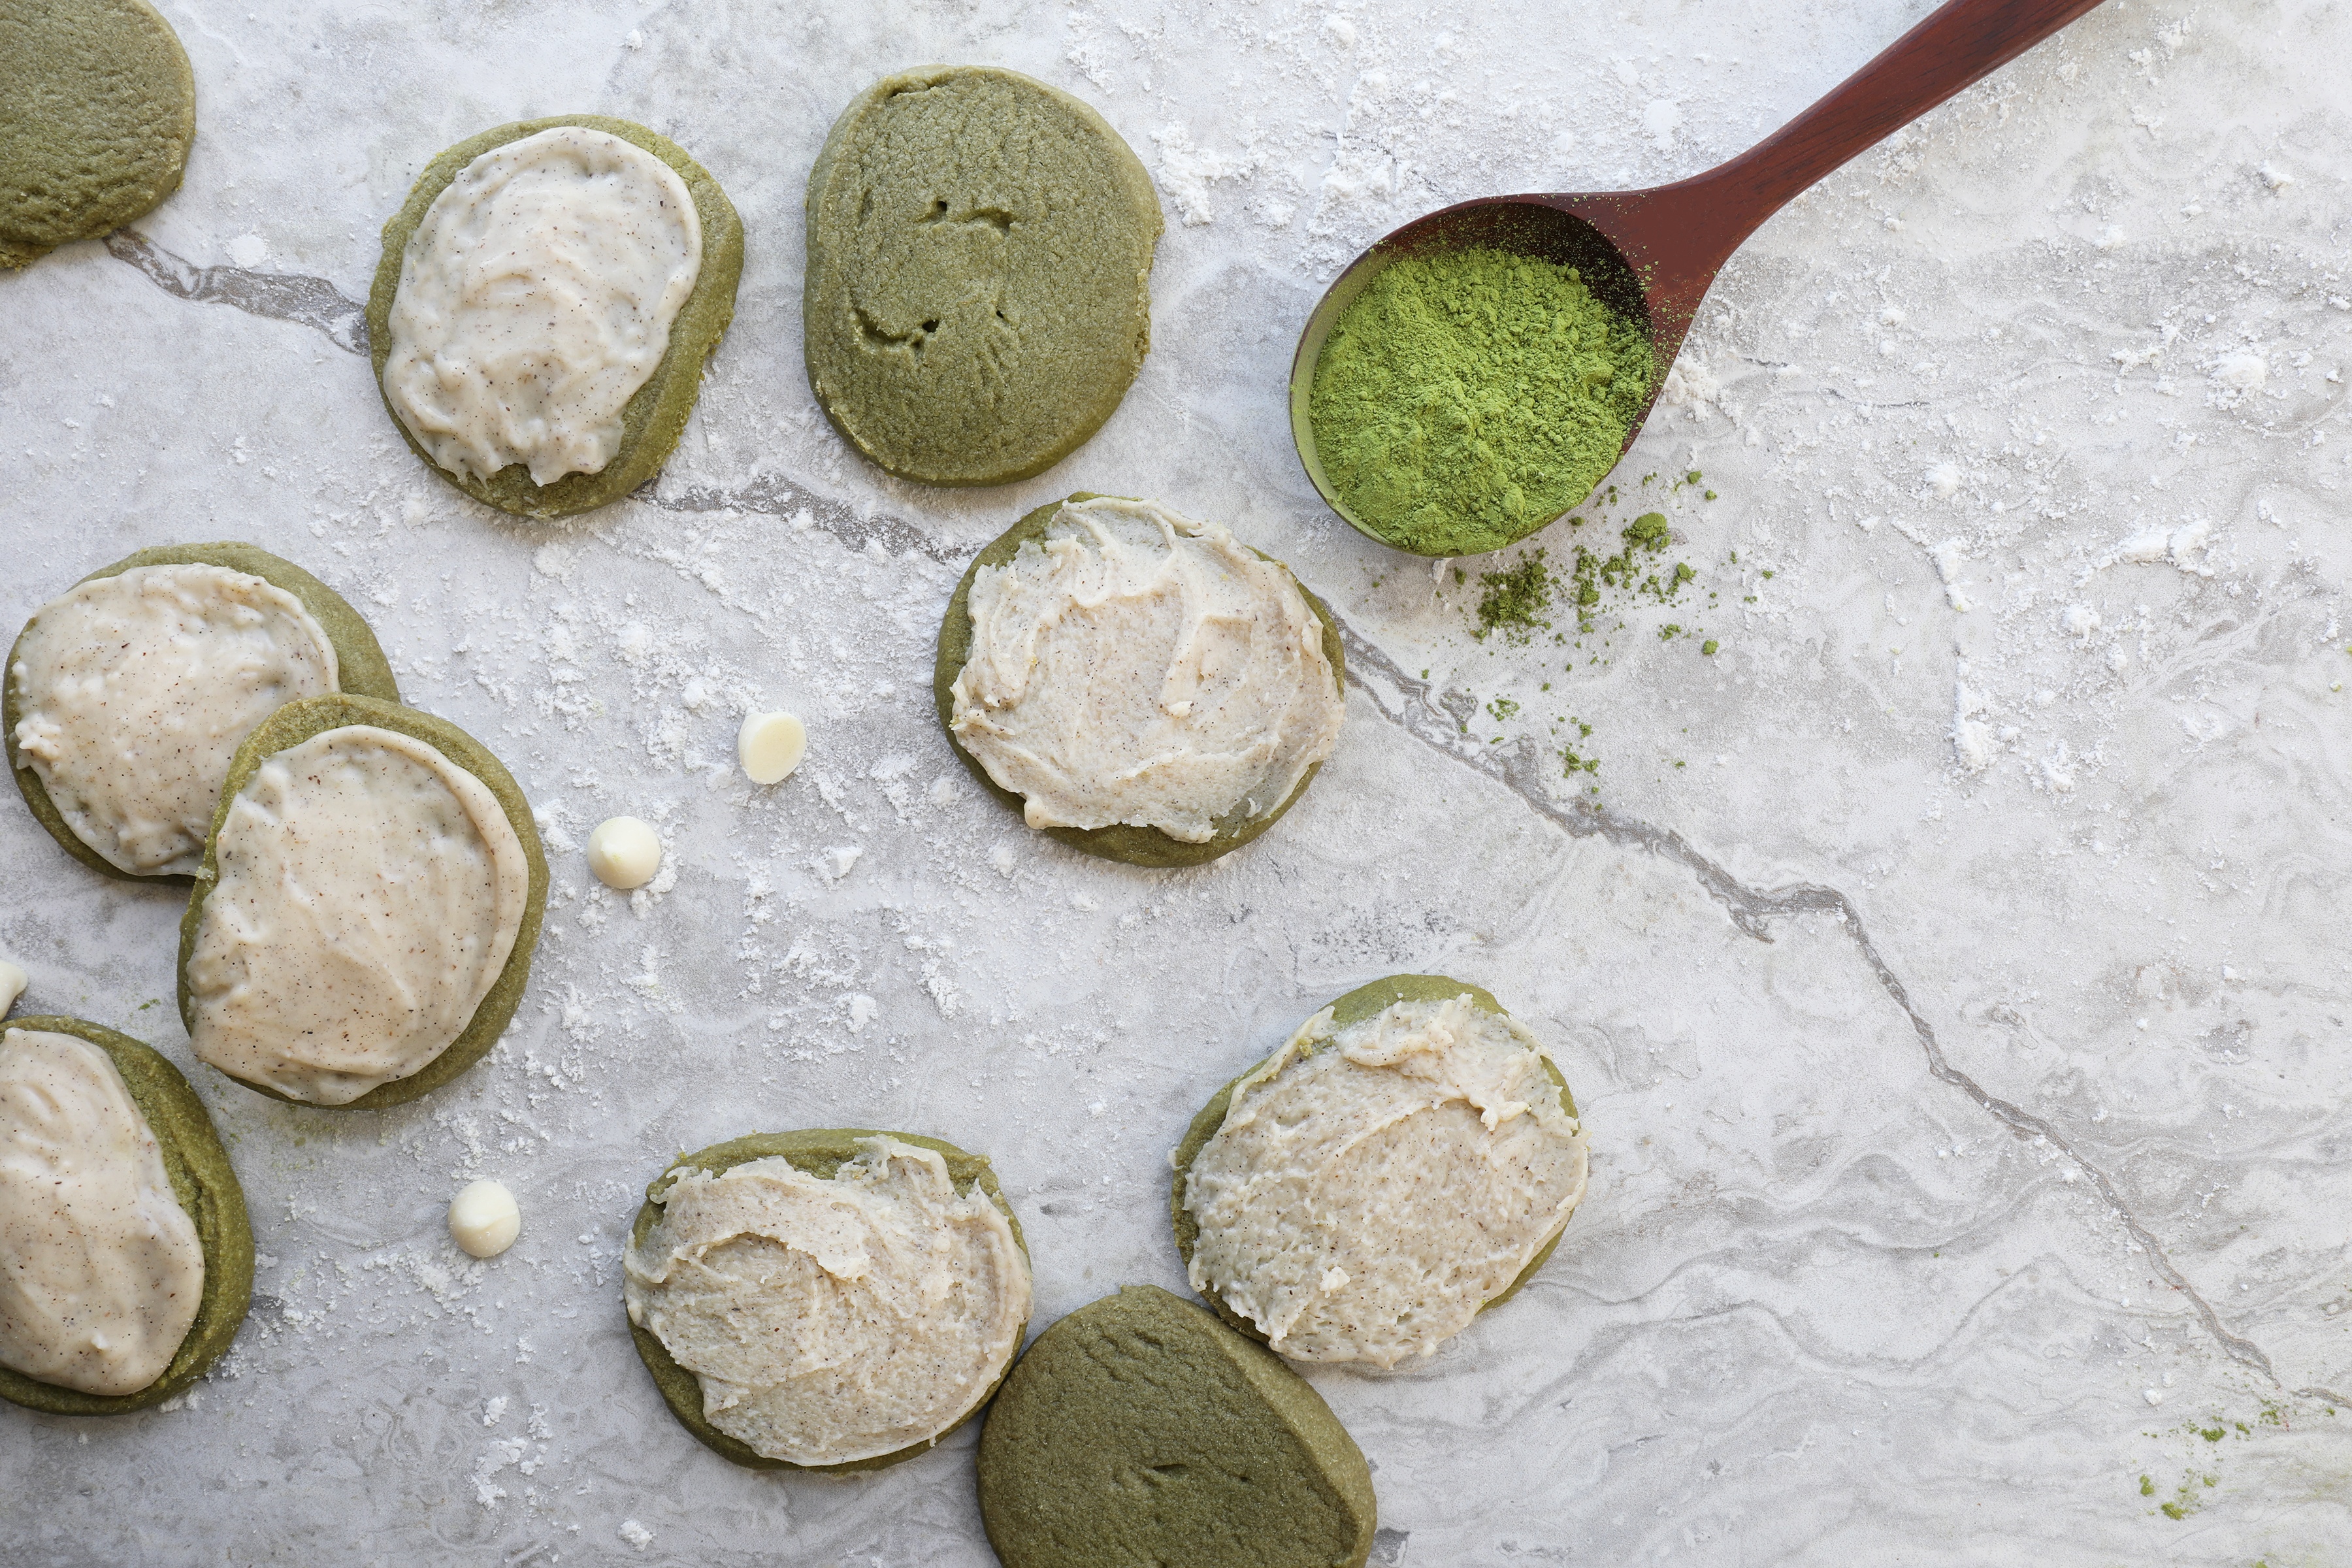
[0,959,25,1016]
[587,817,662,890]
[737,711,807,785]
[448,1179,521,1258]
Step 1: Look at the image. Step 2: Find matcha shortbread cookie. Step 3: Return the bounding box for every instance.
[936,494,1346,868]
[623,1130,1032,1472]
[0,0,195,269]
[0,1017,252,1416]
[805,66,1162,485]
[368,116,744,520]
[977,1284,1377,1568]
[178,693,547,1109]
[6,542,400,884]
[1172,975,1588,1367]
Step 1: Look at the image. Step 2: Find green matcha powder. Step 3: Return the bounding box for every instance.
[1309,246,1654,557]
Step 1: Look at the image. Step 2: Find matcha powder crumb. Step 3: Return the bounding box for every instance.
[1473,549,1557,644]
[1308,246,1654,557]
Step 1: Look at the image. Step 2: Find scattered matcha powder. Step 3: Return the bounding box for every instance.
[1560,717,1599,777]
[1309,246,1654,556]
[1440,479,1726,791]
[2136,1401,2324,1525]
[1622,512,1670,549]
[1567,512,1695,632]
[1472,549,1558,644]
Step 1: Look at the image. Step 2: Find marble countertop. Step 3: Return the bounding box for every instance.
[4,1,2349,1562]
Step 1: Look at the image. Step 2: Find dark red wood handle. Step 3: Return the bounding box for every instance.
[1708,0,2108,242]
[1563,0,2108,364]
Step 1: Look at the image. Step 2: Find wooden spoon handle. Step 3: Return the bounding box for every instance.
[1708,0,2108,237]
[1569,0,2109,359]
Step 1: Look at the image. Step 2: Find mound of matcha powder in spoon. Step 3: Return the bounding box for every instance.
[1308,246,1654,557]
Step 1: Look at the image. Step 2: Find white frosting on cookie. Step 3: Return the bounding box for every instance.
[623,1138,1030,1465]
[949,497,1344,843]
[187,725,530,1105]
[1183,994,1588,1367]
[10,564,337,877]
[0,1029,204,1397]
[383,125,703,486]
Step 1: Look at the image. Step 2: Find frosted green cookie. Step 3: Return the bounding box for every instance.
[624,1130,1032,1473]
[176,693,547,1110]
[0,0,195,269]
[0,1017,253,1417]
[1170,975,1581,1351]
[5,542,400,886]
[934,495,1347,869]
[367,115,744,520]
[976,1284,1377,1568]
[804,67,1162,485]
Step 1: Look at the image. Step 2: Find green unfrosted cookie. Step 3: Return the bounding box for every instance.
[176,693,548,1109]
[367,115,744,520]
[933,495,1346,868]
[976,1284,1377,1568]
[0,1017,253,1417]
[804,66,1162,485]
[4,542,400,886]
[0,0,195,269]
[1169,975,1578,1346]
[625,1129,1030,1473]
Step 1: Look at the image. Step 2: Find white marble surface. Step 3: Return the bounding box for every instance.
[4,1,2350,1562]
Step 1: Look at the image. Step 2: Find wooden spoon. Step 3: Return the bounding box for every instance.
[1290,0,2112,555]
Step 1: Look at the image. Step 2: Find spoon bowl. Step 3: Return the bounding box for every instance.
[1288,199,1650,551]
[1291,0,2111,557]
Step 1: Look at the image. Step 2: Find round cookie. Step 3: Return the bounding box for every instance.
[1169,975,1581,1349]
[367,115,745,521]
[0,0,195,269]
[175,693,547,1109]
[4,542,402,885]
[804,66,1162,486]
[0,1016,253,1417]
[624,1129,1030,1473]
[976,1284,1377,1568]
[934,494,1347,868]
